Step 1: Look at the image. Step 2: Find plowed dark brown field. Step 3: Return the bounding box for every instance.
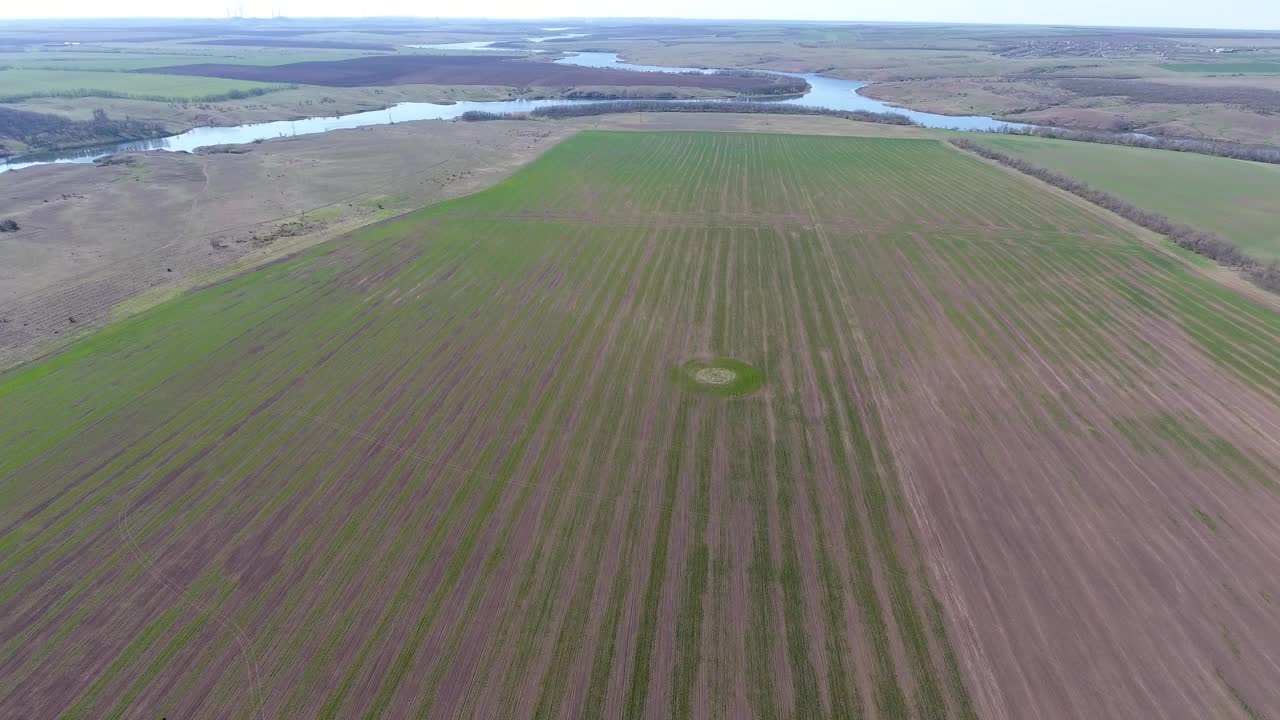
[142,55,802,94]
[3,131,1279,719]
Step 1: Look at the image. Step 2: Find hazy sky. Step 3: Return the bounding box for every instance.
[2,0,1278,31]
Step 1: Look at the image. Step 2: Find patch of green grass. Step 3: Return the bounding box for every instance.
[974,134,1280,260]
[1111,412,1280,493]
[0,68,287,102]
[672,357,764,396]
[302,207,343,223]
[0,47,374,71]
[0,52,214,72]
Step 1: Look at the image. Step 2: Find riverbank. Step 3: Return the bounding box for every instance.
[0,84,546,156]
[3,50,1034,172]
[0,106,170,158]
[1,78,802,163]
[555,52,1030,131]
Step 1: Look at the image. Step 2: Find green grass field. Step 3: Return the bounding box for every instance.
[3,131,1279,719]
[974,134,1280,260]
[0,68,287,102]
[0,48,375,72]
[0,53,203,71]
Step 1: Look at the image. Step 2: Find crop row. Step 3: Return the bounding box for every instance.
[4,131,1279,718]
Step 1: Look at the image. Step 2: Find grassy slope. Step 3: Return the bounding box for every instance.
[2,131,1279,719]
[975,134,1280,260]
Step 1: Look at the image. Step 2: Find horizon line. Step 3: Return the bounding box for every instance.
[1,16,1279,33]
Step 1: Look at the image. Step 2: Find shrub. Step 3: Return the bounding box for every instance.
[459,111,508,121]
[0,106,165,155]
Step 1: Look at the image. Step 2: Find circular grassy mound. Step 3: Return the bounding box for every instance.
[675,358,763,397]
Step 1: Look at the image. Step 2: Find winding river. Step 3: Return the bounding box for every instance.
[0,51,1026,174]
[558,53,1029,132]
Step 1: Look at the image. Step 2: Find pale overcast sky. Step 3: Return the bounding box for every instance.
[2,0,1277,31]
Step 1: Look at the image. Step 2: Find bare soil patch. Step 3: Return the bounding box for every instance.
[694,367,736,385]
[675,358,762,396]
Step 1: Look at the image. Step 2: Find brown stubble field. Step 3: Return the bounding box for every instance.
[1,130,1279,719]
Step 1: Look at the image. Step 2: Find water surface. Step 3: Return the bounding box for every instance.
[404,41,514,52]
[528,34,588,43]
[557,52,1029,132]
[406,31,586,51]
[1,51,1028,173]
[0,97,602,173]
